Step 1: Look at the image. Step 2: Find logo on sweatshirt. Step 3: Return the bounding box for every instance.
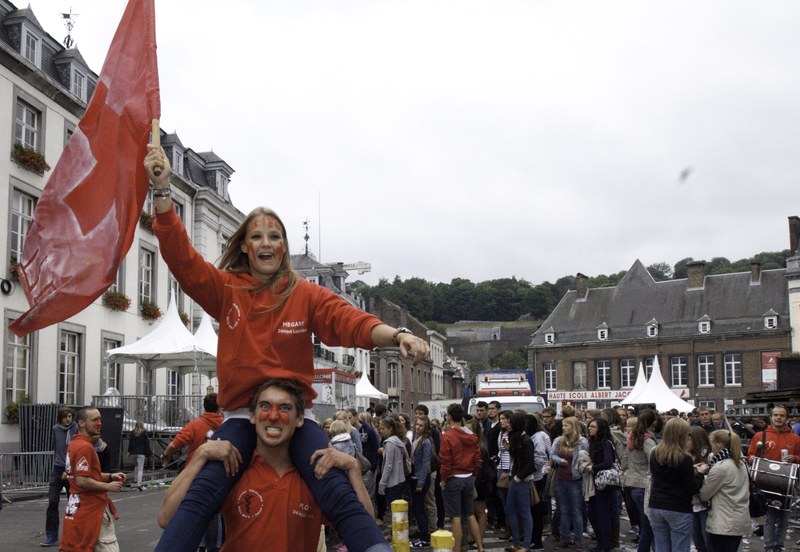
[226,302,241,329]
[277,320,307,335]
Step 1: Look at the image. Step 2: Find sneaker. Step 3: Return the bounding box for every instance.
[40,537,59,547]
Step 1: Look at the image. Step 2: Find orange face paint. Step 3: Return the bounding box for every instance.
[258,403,291,424]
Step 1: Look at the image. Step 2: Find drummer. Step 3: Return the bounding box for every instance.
[746,405,800,552]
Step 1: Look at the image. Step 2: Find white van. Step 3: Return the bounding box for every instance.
[467,395,547,415]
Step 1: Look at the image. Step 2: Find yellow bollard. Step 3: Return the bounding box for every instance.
[430,529,455,552]
[390,499,410,552]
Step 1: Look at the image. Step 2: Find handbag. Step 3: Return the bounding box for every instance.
[497,471,510,489]
[355,450,372,474]
[530,481,540,506]
[594,445,623,490]
[545,466,556,498]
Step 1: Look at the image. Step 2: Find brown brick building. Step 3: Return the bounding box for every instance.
[529,252,795,412]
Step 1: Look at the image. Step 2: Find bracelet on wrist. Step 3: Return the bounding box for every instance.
[153,187,171,198]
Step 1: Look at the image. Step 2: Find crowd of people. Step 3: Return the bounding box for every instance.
[317,400,800,552]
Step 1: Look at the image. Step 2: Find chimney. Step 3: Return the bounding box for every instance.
[789,216,800,254]
[575,273,588,300]
[687,261,706,289]
[750,261,762,284]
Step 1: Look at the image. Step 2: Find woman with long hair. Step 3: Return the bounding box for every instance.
[627,408,658,552]
[551,416,588,549]
[586,418,617,552]
[496,408,514,536]
[506,413,535,552]
[526,414,552,551]
[127,420,151,490]
[697,430,750,552]
[377,417,409,519]
[686,427,712,552]
[410,416,433,549]
[145,146,429,552]
[647,418,704,552]
[600,408,627,549]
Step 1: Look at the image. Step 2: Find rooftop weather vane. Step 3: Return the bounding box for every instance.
[61,7,79,49]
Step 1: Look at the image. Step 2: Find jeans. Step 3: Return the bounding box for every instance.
[155,417,389,552]
[384,482,404,511]
[133,454,145,486]
[506,479,533,549]
[555,478,583,545]
[412,476,431,541]
[588,487,614,551]
[648,507,693,552]
[708,533,741,552]
[45,466,70,539]
[631,487,654,552]
[764,506,789,551]
[692,509,712,552]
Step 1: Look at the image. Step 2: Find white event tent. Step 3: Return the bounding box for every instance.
[355,370,387,411]
[620,357,694,413]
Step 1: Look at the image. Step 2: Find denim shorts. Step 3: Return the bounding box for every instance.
[443,476,475,519]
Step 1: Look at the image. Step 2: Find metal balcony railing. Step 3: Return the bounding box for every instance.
[91,394,204,431]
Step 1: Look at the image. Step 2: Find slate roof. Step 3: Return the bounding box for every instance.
[531,259,788,346]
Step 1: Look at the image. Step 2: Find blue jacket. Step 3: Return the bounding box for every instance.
[551,436,588,480]
[412,437,432,490]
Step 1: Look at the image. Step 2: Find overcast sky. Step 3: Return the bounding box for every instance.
[29,1,800,286]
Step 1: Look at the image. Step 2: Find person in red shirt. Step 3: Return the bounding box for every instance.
[61,408,126,552]
[158,378,372,551]
[145,144,425,552]
[439,403,484,552]
[747,405,800,552]
[161,393,223,468]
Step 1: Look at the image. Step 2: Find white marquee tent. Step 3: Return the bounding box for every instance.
[620,357,694,413]
[355,370,387,411]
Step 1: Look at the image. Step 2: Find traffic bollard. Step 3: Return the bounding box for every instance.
[390,499,410,551]
[430,529,455,551]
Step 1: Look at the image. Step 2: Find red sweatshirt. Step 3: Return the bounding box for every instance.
[747,425,800,463]
[153,208,382,410]
[439,425,482,482]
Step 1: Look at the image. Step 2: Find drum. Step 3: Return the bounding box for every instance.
[750,457,799,510]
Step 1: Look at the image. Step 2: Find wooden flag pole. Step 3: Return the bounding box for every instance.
[152,118,162,176]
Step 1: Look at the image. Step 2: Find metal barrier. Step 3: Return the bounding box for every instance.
[0,451,53,503]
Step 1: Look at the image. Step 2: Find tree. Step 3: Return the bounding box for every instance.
[491,349,527,370]
[647,262,673,281]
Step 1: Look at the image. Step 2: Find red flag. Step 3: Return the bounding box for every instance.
[10,0,160,337]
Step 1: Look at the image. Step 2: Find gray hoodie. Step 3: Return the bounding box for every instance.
[379,435,408,494]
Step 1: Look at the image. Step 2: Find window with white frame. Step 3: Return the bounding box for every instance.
[108,264,125,294]
[15,100,41,150]
[167,369,180,396]
[724,353,742,386]
[620,359,635,388]
[699,320,711,334]
[101,338,121,392]
[71,68,87,102]
[596,359,611,389]
[169,276,184,312]
[646,324,658,337]
[136,365,149,395]
[543,361,557,391]
[173,200,184,222]
[598,328,608,341]
[143,189,154,215]
[764,316,777,329]
[59,330,82,404]
[670,356,688,387]
[21,25,41,66]
[6,324,32,406]
[139,247,156,305]
[172,148,184,176]
[697,355,716,387]
[545,332,554,344]
[645,356,656,379]
[698,400,716,411]
[388,362,398,389]
[10,188,37,263]
[573,361,587,390]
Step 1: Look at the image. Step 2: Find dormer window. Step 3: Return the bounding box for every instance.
[699,320,711,334]
[216,172,229,198]
[646,319,658,338]
[763,309,778,329]
[172,148,184,176]
[597,322,609,341]
[71,68,86,102]
[21,24,41,67]
[545,332,555,344]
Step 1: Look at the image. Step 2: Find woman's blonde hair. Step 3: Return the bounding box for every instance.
[217,207,300,310]
[709,429,743,467]
[560,416,581,451]
[653,417,690,468]
[133,420,145,438]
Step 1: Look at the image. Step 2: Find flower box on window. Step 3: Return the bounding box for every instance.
[11,143,50,174]
[5,395,31,424]
[9,260,20,282]
[102,290,131,312]
[139,211,155,232]
[140,300,161,321]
